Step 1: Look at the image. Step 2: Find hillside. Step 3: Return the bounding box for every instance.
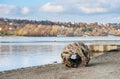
[0,18,120,36]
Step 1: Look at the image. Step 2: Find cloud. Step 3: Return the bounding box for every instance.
[0,4,17,15]
[0,4,31,16]
[55,0,120,14]
[78,6,108,14]
[41,2,65,13]
[21,7,30,15]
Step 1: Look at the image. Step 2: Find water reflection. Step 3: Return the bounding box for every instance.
[0,42,66,71]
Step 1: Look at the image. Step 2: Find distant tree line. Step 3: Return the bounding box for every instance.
[0,18,120,36]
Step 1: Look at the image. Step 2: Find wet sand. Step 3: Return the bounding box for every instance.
[0,51,120,79]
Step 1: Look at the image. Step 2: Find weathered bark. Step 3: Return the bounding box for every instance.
[61,42,90,68]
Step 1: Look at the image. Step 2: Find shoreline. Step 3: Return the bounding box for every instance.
[0,36,120,44]
[0,51,120,79]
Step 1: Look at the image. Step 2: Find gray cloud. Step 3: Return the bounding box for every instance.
[0,4,17,15]
[0,4,32,16]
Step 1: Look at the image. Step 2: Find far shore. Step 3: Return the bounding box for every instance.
[0,36,120,44]
[0,35,120,37]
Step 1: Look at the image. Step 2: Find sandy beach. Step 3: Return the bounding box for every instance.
[0,50,120,79]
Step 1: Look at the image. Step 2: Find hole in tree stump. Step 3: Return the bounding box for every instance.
[68,54,82,67]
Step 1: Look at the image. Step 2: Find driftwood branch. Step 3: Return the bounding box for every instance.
[61,42,90,68]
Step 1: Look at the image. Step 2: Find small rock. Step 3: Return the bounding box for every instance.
[53,61,57,63]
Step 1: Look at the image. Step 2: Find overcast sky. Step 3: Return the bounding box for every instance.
[0,0,120,23]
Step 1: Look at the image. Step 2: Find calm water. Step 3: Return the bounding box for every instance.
[0,36,120,71]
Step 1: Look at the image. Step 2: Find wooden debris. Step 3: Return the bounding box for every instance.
[61,42,90,68]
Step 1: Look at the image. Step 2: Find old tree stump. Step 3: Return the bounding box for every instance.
[61,42,90,68]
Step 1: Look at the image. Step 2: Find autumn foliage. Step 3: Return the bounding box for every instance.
[0,18,120,36]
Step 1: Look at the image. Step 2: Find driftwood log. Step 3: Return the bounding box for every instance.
[61,42,90,68]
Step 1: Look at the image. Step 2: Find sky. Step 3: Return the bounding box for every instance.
[0,0,120,23]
